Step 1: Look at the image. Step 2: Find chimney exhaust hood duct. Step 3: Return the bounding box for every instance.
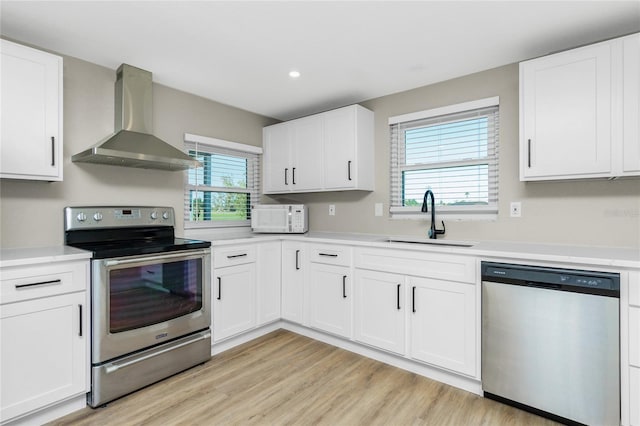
[72,64,201,171]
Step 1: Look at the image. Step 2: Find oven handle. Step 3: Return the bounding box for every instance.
[103,250,210,266]
[104,331,211,374]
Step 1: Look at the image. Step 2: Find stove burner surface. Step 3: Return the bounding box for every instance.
[69,237,211,259]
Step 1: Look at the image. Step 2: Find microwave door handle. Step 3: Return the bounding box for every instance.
[104,250,209,266]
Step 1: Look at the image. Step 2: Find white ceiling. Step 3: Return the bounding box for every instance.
[1,1,639,121]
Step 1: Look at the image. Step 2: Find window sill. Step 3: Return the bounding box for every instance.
[389,207,497,222]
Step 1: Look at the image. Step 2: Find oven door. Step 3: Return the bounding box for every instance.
[91,248,211,364]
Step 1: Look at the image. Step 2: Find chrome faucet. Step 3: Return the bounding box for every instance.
[421,190,445,239]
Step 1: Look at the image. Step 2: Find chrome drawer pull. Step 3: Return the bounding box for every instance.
[319,253,338,257]
[15,279,61,289]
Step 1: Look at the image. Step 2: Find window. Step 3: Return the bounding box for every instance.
[389,97,499,219]
[184,134,262,228]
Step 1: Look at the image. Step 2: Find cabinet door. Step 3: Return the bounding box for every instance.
[1,40,62,181]
[308,263,351,338]
[263,124,291,193]
[354,269,405,355]
[257,241,281,325]
[323,106,356,189]
[622,34,640,175]
[213,263,256,342]
[291,115,323,191]
[409,277,476,377]
[1,292,86,422]
[520,41,612,180]
[631,366,640,426]
[282,242,305,324]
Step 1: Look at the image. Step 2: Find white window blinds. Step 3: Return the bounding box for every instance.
[184,134,262,229]
[389,98,499,218]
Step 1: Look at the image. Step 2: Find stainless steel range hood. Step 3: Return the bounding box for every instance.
[72,64,201,171]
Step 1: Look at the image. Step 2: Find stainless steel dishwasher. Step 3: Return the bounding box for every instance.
[481,262,620,426]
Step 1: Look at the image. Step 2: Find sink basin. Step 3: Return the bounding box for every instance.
[386,237,475,248]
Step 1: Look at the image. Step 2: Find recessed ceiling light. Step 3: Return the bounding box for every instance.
[289,70,301,78]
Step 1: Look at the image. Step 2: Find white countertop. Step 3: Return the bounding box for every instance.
[2,232,638,270]
[200,231,640,269]
[0,246,92,268]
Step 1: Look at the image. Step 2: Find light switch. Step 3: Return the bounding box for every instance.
[375,203,383,217]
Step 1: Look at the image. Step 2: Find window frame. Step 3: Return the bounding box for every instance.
[389,97,499,221]
[183,133,262,230]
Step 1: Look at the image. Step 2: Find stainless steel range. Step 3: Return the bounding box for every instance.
[64,206,212,407]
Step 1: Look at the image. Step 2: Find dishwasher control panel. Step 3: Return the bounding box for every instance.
[481,262,620,294]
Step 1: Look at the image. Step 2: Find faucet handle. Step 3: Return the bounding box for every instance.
[428,221,446,239]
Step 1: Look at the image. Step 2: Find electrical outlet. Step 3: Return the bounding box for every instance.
[510,201,522,218]
[374,203,383,217]
[329,204,336,216]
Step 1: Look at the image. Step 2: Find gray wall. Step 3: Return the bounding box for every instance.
[2,46,639,250]
[269,64,640,249]
[0,51,276,248]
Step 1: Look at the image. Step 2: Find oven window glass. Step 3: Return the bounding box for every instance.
[109,258,203,333]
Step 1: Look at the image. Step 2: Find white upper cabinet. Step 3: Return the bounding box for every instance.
[622,34,640,175]
[323,105,374,190]
[263,104,374,194]
[1,39,63,181]
[520,33,640,181]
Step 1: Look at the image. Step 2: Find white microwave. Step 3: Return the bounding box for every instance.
[251,204,308,234]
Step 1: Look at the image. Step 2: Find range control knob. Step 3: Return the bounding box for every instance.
[76,212,87,222]
[150,211,158,220]
[93,212,103,222]
[162,211,170,220]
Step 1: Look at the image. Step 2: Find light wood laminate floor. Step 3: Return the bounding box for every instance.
[52,330,558,425]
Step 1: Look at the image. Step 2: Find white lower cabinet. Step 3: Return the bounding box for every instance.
[354,269,406,355]
[631,366,640,426]
[0,257,89,424]
[257,241,281,325]
[281,241,305,324]
[212,242,282,343]
[408,276,476,377]
[308,262,351,339]
[212,245,258,343]
[213,262,256,342]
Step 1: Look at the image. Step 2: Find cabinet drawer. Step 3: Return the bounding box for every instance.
[354,248,476,284]
[631,306,640,368]
[213,245,256,268]
[309,244,352,266]
[0,260,87,304]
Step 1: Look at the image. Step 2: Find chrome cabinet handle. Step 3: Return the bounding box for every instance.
[319,253,338,257]
[348,160,352,181]
[295,249,300,270]
[527,139,531,168]
[397,284,401,310]
[285,168,288,185]
[15,279,61,289]
[292,167,296,185]
[217,277,222,300]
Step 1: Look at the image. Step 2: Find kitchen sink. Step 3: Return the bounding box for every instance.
[386,237,475,248]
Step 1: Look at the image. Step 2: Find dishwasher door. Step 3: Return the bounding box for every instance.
[482,273,619,425]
